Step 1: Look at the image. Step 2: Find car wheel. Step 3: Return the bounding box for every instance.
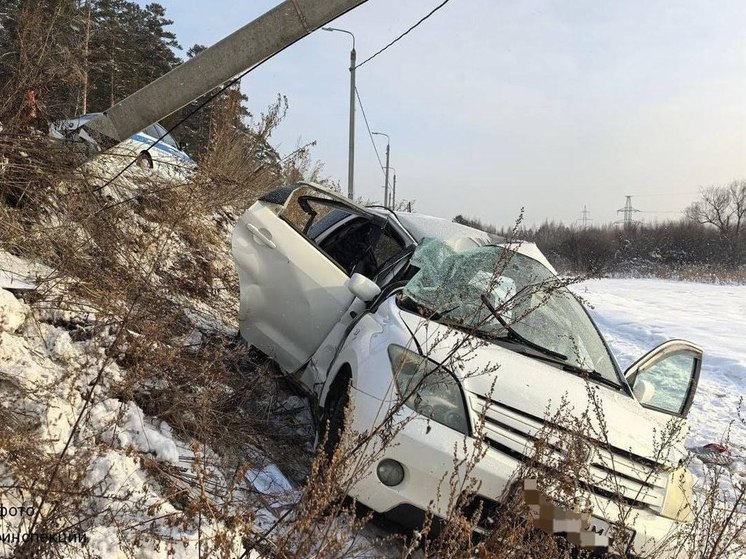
[136,151,153,169]
[320,377,351,459]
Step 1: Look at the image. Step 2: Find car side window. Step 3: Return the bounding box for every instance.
[276,186,404,278]
[318,218,404,278]
[374,226,405,269]
[162,133,178,148]
[154,123,179,148]
[636,351,699,415]
[307,208,352,240]
[318,218,377,275]
[142,125,159,140]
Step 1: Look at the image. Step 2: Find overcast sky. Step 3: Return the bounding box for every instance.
[136,0,745,228]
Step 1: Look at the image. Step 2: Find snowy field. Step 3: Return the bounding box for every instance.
[573,278,746,484]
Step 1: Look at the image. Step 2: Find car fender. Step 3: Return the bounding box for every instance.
[319,297,411,410]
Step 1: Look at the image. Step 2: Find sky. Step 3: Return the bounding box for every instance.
[135,0,745,228]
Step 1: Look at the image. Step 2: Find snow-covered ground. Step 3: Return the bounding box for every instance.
[573,278,746,485]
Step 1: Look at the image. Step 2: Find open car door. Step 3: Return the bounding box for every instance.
[232,183,388,373]
[625,339,703,419]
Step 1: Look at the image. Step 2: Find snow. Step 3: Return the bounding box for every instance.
[0,249,51,290]
[246,462,295,497]
[0,262,251,557]
[0,287,28,331]
[573,278,746,484]
[89,399,181,464]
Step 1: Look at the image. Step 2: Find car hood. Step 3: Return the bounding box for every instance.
[397,306,686,466]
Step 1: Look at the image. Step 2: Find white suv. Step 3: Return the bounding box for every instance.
[232,183,701,557]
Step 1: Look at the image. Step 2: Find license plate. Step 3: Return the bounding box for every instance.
[519,480,635,552]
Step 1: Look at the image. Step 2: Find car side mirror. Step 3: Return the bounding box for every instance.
[625,339,703,418]
[346,273,381,303]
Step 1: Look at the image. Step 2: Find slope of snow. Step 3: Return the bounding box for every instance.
[573,278,746,484]
[0,258,250,558]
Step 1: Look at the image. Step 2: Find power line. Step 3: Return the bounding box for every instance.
[356,0,452,68]
[354,86,387,178]
[631,191,700,198]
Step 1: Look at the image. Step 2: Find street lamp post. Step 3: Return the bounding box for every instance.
[322,27,356,201]
[392,172,397,209]
[372,131,390,208]
[385,167,396,209]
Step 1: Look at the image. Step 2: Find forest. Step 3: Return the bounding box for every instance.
[0,0,267,160]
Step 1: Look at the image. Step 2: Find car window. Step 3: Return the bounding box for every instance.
[307,208,353,240]
[318,219,377,275]
[401,239,620,385]
[161,133,178,148]
[276,186,396,278]
[282,195,336,233]
[153,123,179,148]
[373,225,406,274]
[142,125,159,139]
[637,351,699,415]
[318,218,405,278]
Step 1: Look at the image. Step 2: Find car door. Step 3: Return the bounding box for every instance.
[624,339,703,419]
[232,183,391,373]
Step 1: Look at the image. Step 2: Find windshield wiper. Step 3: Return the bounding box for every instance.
[480,293,568,361]
[397,294,459,322]
[560,362,622,389]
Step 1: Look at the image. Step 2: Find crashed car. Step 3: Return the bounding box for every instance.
[50,112,195,171]
[232,183,701,557]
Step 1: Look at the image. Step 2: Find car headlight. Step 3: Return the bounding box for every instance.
[387,344,470,435]
[660,466,694,522]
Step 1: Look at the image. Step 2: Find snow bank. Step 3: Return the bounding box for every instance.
[0,250,51,290]
[89,399,181,464]
[0,287,28,332]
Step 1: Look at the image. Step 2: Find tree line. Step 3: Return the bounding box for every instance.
[0,0,281,166]
[455,179,746,276]
[1,1,178,120]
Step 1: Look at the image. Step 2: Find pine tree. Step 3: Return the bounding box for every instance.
[0,0,83,125]
[86,0,180,112]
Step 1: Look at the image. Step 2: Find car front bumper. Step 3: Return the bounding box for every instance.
[344,388,686,559]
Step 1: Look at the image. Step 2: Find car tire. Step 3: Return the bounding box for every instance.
[136,151,153,170]
[320,377,351,459]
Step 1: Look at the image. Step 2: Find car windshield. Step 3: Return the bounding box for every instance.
[398,238,621,386]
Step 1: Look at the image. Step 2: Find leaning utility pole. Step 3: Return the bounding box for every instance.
[80,0,368,150]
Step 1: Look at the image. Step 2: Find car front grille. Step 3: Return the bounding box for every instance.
[469,393,668,511]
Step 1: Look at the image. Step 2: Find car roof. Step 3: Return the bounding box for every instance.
[259,185,557,273]
[366,208,557,274]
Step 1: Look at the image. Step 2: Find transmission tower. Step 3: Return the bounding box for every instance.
[615,195,641,229]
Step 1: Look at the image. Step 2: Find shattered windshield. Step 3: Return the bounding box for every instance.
[399,238,620,386]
